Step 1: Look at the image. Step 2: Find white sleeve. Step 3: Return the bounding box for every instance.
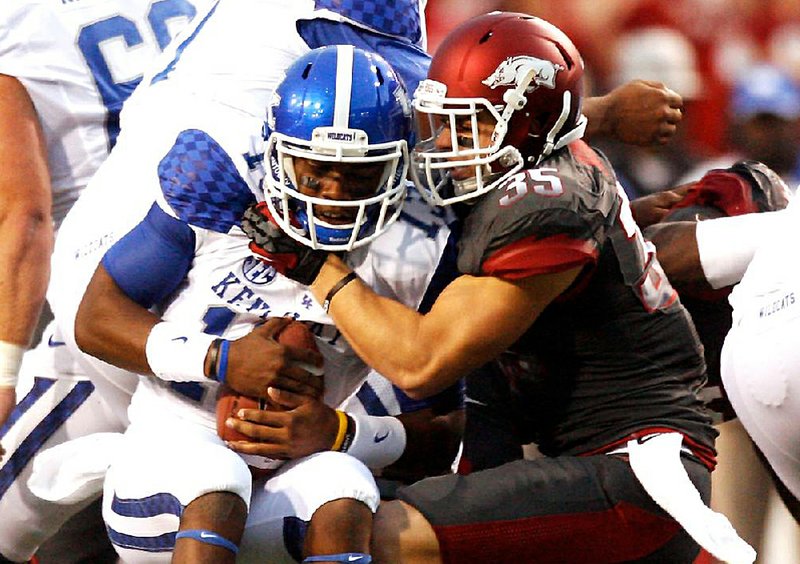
[696,209,791,288]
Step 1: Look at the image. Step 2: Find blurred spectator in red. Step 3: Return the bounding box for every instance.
[618,0,800,155]
[482,0,800,154]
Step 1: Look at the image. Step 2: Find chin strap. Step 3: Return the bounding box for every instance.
[535,91,587,165]
[553,113,588,152]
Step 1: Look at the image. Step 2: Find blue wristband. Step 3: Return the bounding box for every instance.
[175,529,239,554]
[217,339,231,385]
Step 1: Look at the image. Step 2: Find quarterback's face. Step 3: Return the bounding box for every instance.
[293,157,385,224]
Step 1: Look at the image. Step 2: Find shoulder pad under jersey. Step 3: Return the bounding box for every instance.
[458,142,619,276]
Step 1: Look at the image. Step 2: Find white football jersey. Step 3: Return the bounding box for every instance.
[722,197,800,502]
[124,0,429,125]
[0,0,214,225]
[124,185,455,431]
[127,0,311,122]
[50,0,432,420]
[728,197,800,313]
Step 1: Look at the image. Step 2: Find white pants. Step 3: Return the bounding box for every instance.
[239,451,379,563]
[103,412,379,563]
[722,286,800,503]
[0,323,126,562]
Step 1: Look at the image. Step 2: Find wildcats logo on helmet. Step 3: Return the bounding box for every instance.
[414,79,447,101]
[482,56,563,91]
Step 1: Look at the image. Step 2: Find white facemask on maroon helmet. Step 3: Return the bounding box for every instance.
[411,12,587,206]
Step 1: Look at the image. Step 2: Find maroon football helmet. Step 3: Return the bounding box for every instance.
[411,12,587,205]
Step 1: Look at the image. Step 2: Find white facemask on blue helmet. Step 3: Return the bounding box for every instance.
[263,45,411,251]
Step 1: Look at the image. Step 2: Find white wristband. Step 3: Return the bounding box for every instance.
[0,341,25,388]
[696,211,787,289]
[145,322,217,382]
[345,414,407,470]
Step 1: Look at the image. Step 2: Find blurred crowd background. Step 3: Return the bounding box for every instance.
[426,0,800,200]
[425,2,800,563]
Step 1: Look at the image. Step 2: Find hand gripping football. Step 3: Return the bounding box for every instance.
[215,320,321,442]
[216,320,322,472]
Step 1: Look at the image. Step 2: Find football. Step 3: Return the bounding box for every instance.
[216,320,321,471]
[273,319,323,376]
[215,320,321,442]
[215,388,267,443]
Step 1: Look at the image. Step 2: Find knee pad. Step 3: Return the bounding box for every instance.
[103,429,251,560]
[264,451,379,515]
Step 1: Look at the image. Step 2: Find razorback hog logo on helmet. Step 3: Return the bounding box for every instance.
[482,56,563,91]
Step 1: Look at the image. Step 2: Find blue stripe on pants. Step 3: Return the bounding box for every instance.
[107,492,184,552]
[0,378,94,497]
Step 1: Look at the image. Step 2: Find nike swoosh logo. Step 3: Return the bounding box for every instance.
[374,432,390,443]
[199,531,215,539]
[464,397,488,407]
[172,336,189,343]
[348,557,364,562]
[47,335,66,347]
[636,434,660,445]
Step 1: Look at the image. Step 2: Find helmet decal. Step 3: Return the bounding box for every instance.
[482,56,564,91]
[266,92,280,131]
[394,84,412,117]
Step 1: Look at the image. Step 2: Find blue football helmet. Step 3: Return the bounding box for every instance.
[263,45,411,251]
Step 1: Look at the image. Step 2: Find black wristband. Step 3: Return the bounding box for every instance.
[338,413,356,453]
[206,338,223,380]
[322,271,358,313]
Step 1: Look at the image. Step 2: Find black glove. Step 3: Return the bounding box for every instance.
[241,202,328,285]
